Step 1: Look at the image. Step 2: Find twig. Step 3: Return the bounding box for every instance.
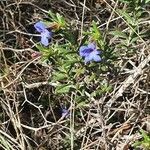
[106,53,150,107]
[80,0,87,45]
[23,81,58,89]
[3,57,40,89]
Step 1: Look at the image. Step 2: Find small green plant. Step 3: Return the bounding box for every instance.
[134,130,150,150]
[34,13,114,88]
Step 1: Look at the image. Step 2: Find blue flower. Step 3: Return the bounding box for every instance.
[79,43,101,63]
[34,21,52,46]
[61,108,69,118]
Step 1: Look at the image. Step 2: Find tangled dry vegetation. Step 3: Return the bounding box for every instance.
[0,0,150,149]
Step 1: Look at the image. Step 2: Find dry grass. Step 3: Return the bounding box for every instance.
[0,0,150,149]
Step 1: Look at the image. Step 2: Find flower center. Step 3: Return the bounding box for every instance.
[36,27,44,33]
[83,48,94,55]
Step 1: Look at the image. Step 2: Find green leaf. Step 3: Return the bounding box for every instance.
[74,68,85,77]
[130,36,138,43]
[0,135,12,150]
[55,84,73,94]
[53,72,68,81]
[134,130,150,149]
[76,101,87,108]
[48,10,67,30]
[145,0,150,3]
[56,13,66,27]
[109,30,127,38]
[91,21,102,40]
[118,9,136,26]
[62,29,78,45]
[141,130,150,141]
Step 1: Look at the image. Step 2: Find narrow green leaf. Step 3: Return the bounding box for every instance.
[53,72,68,81]
[109,30,127,38]
[55,84,72,94]
[118,10,136,26]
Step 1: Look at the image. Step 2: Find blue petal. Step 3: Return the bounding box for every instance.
[40,29,52,46]
[34,21,47,33]
[79,47,94,57]
[84,55,93,63]
[92,50,101,55]
[79,46,88,57]
[41,36,49,46]
[88,43,96,50]
[85,51,101,63]
[92,55,101,62]
[61,108,69,118]
[41,29,52,39]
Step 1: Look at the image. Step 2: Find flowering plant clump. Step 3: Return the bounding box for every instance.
[34,21,52,46]
[79,43,102,63]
